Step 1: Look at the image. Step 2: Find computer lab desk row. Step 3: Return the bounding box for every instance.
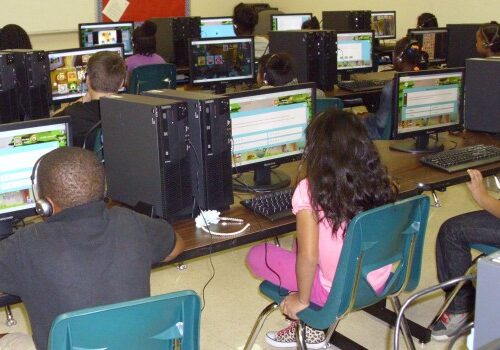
[1,131,499,310]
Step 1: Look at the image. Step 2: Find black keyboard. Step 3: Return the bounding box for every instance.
[240,188,294,221]
[337,79,388,92]
[420,144,500,173]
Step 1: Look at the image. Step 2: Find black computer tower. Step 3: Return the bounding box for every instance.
[464,58,500,134]
[8,49,50,120]
[269,30,337,91]
[100,94,192,221]
[446,24,481,68]
[0,52,19,124]
[322,11,371,31]
[143,89,233,212]
[150,17,201,67]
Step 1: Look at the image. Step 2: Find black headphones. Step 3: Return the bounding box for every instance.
[30,155,53,217]
[395,40,428,69]
[480,23,500,48]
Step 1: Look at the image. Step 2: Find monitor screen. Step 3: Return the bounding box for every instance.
[48,45,124,103]
[407,28,448,64]
[337,31,374,71]
[0,117,72,225]
[391,68,464,152]
[79,22,134,56]
[270,13,312,31]
[371,11,396,39]
[200,17,236,38]
[189,37,255,86]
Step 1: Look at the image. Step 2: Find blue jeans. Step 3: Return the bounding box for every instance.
[436,210,500,313]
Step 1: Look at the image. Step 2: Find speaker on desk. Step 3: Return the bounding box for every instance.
[464,58,500,134]
[143,89,233,212]
[150,17,201,67]
[269,30,337,91]
[100,94,192,221]
[0,51,19,124]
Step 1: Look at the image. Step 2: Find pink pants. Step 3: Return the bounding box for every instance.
[246,243,329,306]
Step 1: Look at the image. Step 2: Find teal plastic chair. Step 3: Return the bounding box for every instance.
[48,290,201,350]
[128,63,177,95]
[244,195,430,350]
[315,97,344,114]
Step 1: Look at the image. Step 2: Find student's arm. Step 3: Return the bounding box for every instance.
[281,209,319,319]
[466,169,500,218]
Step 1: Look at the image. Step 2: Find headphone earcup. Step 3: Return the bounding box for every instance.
[31,156,54,217]
[36,199,53,217]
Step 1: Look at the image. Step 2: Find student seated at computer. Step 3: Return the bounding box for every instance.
[257,53,326,97]
[0,24,32,50]
[54,51,126,147]
[362,37,427,139]
[233,3,269,59]
[475,21,500,58]
[417,13,438,28]
[0,147,184,350]
[431,169,500,341]
[246,110,397,348]
[125,20,166,80]
[301,16,320,30]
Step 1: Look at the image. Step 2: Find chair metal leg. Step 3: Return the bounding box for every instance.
[390,297,415,350]
[274,236,280,247]
[296,321,308,350]
[244,302,279,350]
[5,306,16,327]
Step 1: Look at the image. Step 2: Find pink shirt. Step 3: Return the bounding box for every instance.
[292,179,391,294]
[125,53,166,75]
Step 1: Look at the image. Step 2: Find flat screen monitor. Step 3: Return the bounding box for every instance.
[407,27,448,64]
[390,68,464,153]
[0,116,72,237]
[79,22,134,56]
[188,37,255,92]
[371,11,396,39]
[446,24,481,68]
[48,45,124,104]
[270,13,312,31]
[337,31,374,78]
[228,83,316,191]
[200,17,236,38]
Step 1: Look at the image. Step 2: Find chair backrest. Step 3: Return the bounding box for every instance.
[315,97,344,114]
[128,63,177,95]
[470,243,500,256]
[298,195,430,330]
[48,290,201,350]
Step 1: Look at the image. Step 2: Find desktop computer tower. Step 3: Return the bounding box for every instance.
[269,30,337,91]
[322,11,371,31]
[100,94,193,221]
[0,52,19,124]
[143,89,233,212]
[8,49,50,120]
[151,17,201,67]
[446,24,481,68]
[464,58,500,134]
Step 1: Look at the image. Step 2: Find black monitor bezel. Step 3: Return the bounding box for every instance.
[199,16,236,39]
[78,21,134,56]
[391,68,465,140]
[336,30,375,73]
[370,11,396,39]
[0,116,73,222]
[270,13,313,31]
[407,27,449,64]
[226,82,316,175]
[188,36,255,87]
[48,44,125,104]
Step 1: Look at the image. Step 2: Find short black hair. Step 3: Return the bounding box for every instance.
[417,13,438,28]
[133,20,158,55]
[260,52,296,86]
[87,51,126,93]
[0,24,32,50]
[301,16,320,30]
[233,3,258,35]
[479,21,500,53]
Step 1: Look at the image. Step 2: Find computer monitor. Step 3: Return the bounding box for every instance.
[228,83,316,191]
[79,22,134,56]
[390,68,464,153]
[371,11,396,39]
[446,24,481,68]
[0,116,72,238]
[270,13,312,31]
[337,31,374,79]
[200,17,236,38]
[407,27,448,64]
[188,37,255,93]
[48,45,124,104]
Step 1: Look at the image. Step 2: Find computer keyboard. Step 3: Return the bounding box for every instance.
[240,188,294,221]
[420,144,500,173]
[337,79,389,92]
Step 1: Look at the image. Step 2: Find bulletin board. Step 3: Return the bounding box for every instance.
[99,0,188,22]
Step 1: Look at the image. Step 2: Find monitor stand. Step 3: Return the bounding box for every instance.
[0,219,14,241]
[389,134,444,154]
[233,167,291,192]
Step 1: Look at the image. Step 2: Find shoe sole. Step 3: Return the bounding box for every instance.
[265,334,328,349]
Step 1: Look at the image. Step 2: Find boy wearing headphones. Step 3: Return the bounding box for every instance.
[54,51,126,148]
[476,21,500,58]
[0,147,184,350]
